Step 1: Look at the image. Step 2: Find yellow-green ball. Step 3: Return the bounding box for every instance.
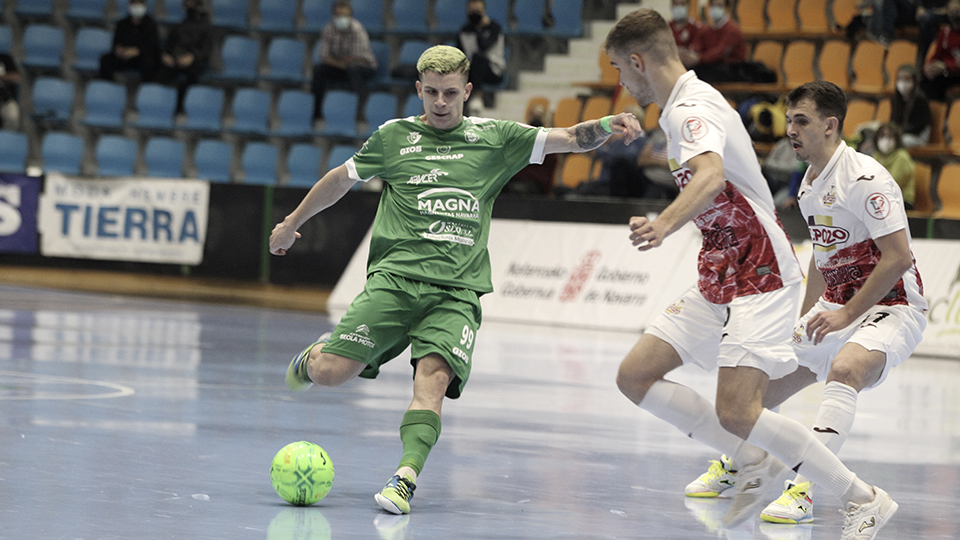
[270,441,334,506]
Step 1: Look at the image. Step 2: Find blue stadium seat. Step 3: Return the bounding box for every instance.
[389,0,428,34]
[42,132,85,176]
[0,131,29,173]
[194,139,233,182]
[211,0,249,29]
[181,85,224,132]
[0,25,11,53]
[370,40,392,86]
[361,91,398,137]
[230,88,271,135]
[301,0,334,33]
[81,80,127,129]
[15,0,56,20]
[402,93,422,117]
[352,0,384,34]
[158,0,185,24]
[513,0,547,34]
[273,89,316,137]
[66,0,109,24]
[144,136,186,178]
[325,144,358,173]
[73,27,113,75]
[95,134,138,177]
[132,82,177,130]
[206,35,260,83]
[255,0,297,33]
[433,0,466,33]
[390,40,430,84]
[262,37,306,84]
[547,0,584,38]
[485,0,511,29]
[286,143,322,187]
[31,77,75,125]
[22,25,65,72]
[241,142,278,185]
[316,90,359,137]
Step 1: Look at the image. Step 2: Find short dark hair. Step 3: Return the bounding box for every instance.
[604,8,679,65]
[333,0,352,13]
[786,80,847,133]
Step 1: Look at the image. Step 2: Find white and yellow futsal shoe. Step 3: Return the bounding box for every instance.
[685,454,737,498]
[761,481,814,524]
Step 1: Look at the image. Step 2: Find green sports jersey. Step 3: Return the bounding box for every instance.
[345,115,549,294]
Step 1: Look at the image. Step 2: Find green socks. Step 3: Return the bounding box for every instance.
[398,409,441,475]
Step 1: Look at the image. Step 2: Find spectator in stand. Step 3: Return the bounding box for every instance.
[155,0,213,114]
[0,52,20,129]
[98,0,160,81]
[918,1,951,64]
[866,0,917,47]
[872,122,917,210]
[669,0,702,68]
[891,64,932,147]
[457,0,506,112]
[688,0,748,83]
[311,0,377,124]
[921,0,960,102]
[506,102,557,195]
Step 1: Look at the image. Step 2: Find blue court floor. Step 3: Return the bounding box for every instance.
[0,283,958,539]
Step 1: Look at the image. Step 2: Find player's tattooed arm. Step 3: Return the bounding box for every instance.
[574,121,611,150]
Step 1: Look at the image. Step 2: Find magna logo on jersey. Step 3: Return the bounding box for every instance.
[865,193,891,220]
[417,187,480,220]
[682,116,708,142]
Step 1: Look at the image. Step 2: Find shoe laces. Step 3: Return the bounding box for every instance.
[703,457,733,481]
[390,475,416,500]
[777,481,811,505]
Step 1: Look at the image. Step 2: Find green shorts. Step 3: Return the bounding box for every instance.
[322,271,482,399]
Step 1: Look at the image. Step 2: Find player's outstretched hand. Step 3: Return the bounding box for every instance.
[269,221,301,256]
[628,215,665,251]
[805,308,854,345]
[609,112,644,145]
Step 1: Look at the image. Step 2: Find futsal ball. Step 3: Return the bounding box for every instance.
[270,441,335,506]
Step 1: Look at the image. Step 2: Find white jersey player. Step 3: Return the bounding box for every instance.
[605,10,900,539]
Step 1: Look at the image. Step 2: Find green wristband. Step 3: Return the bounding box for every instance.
[599,115,615,133]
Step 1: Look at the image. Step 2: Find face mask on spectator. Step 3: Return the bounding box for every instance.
[877,137,895,155]
[896,80,913,95]
[335,16,351,30]
[468,11,483,25]
[709,6,726,23]
[130,4,147,18]
[672,6,689,22]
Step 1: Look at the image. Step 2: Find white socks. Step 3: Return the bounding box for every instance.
[640,380,766,467]
[792,381,859,493]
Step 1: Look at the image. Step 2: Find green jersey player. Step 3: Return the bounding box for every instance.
[269,45,642,515]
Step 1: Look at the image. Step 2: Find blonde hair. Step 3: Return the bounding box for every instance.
[417,45,470,78]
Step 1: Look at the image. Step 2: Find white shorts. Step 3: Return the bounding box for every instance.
[792,299,927,389]
[645,282,801,379]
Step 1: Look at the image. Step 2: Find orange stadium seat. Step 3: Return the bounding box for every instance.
[552,97,583,128]
[819,40,851,90]
[736,0,766,35]
[797,0,830,34]
[752,41,784,84]
[947,100,960,155]
[851,40,886,94]
[832,0,859,30]
[643,102,660,132]
[929,101,947,145]
[557,153,595,188]
[875,98,891,122]
[582,96,613,122]
[910,162,934,217]
[935,163,960,219]
[612,89,639,115]
[598,49,620,88]
[843,99,876,137]
[884,40,919,91]
[783,41,817,87]
[767,0,798,35]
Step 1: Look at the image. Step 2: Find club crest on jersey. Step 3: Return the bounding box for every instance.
[464,130,480,143]
[407,131,422,145]
[666,298,685,315]
[682,116,708,142]
[822,184,837,206]
[866,193,891,220]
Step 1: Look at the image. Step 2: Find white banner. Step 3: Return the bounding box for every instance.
[911,239,960,358]
[38,173,209,265]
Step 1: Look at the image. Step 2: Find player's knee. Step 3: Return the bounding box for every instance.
[616,363,654,404]
[308,354,363,387]
[826,362,875,392]
[715,401,757,439]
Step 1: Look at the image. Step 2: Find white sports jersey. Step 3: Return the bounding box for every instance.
[660,71,803,304]
[797,142,926,309]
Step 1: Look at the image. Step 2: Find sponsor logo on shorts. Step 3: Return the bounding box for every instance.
[340,324,375,348]
[451,346,470,363]
[792,323,804,343]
